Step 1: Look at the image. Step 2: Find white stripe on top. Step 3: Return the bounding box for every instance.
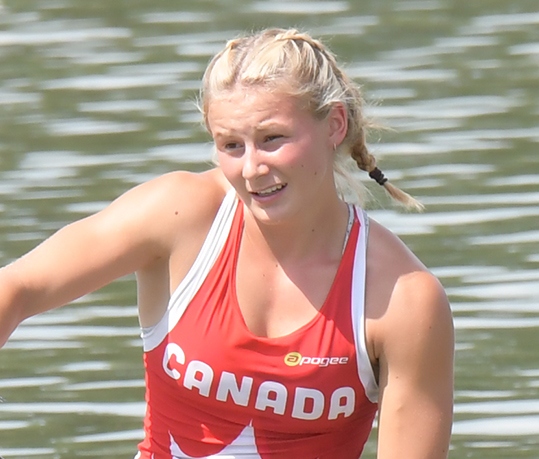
[351,207,379,403]
[141,189,238,352]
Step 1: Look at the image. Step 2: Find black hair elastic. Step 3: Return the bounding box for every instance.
[369,167,388,186]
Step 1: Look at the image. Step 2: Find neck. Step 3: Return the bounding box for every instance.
[242,197,350,263]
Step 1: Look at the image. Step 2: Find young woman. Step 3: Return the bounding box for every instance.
[0,28,454,458]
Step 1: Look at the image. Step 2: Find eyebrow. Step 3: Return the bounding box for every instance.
[212,121,286,137]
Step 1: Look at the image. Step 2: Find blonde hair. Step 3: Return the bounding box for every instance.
[200,28,423,211]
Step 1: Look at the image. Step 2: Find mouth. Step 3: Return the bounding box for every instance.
[251,183,286,197]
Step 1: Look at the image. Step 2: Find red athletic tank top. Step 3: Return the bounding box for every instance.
[136,191,378,459]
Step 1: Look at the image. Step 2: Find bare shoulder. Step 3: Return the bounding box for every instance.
[110,168,229,222]
[101,168,230,250]
[364,218,454,458]
[364,217,453,364]
[0,168,232,331]
[119,168,232,326]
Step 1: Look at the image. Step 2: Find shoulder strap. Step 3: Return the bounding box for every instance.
[351,207,379,403]
[142,190,238,351]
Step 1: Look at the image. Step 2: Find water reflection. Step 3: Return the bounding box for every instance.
[0,0,538,457]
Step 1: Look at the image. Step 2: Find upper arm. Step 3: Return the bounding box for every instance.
[2,178,169,320]
[375,271,454,459]
[0,170,225,331]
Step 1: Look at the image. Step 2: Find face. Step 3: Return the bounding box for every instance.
[207,87,344,225]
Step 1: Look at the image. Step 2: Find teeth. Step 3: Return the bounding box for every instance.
[256,184,284,196]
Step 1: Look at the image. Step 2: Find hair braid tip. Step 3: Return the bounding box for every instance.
[368,168,424,212]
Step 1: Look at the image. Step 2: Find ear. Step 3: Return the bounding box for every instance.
[327,102,348,149]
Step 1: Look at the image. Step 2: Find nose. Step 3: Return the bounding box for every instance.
[242,144,269,180]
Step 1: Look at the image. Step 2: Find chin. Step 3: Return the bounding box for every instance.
[247,202,298,226]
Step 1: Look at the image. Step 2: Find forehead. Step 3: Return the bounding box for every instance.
[206,87,313,132]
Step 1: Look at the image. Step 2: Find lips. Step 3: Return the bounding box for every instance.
[252,184,286,197]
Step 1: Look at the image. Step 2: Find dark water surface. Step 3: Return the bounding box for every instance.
[0,0,538,457]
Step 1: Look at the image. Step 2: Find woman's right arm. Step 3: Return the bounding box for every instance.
[0,169,226,347]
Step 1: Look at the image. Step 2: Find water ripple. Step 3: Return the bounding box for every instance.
[0,27,131,46]
[0,401,145,416]
[251,1,349,14]
[453,415,539,436]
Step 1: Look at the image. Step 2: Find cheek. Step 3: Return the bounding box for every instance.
[216,154,244,186]
[285,142,331,176]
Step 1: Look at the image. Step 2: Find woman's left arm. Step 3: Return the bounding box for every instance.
[375,270,454,459]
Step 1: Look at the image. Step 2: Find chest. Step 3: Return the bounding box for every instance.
[153,256,363,430]
[234,245,343,339]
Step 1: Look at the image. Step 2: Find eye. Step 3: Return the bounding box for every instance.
[220,141,243,152]
[265,134,283,143]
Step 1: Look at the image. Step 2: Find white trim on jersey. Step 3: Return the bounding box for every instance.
[141,189,238,352]
[351,207,379,403]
